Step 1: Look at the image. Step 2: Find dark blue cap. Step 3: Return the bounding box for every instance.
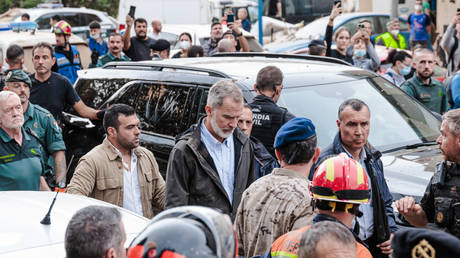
[392,227,460,258]
[274,117,316,149]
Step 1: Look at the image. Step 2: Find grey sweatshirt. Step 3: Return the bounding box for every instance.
[440,24,460,76]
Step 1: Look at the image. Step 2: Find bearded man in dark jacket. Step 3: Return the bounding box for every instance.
[165,80,254,221]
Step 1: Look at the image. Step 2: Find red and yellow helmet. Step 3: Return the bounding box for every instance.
[310,153,370,204]
[55,20,72,36]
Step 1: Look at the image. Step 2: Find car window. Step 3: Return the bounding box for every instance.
[76,78,131,109]
[277,77,440,151]
[60,13,80,28]
[36,13,54,29]
[85,13,102,24]
[136,82,197,136]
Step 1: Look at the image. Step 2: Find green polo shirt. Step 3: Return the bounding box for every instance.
[401,75,448,114]
[90,52,131,68]
[0,127,44,190]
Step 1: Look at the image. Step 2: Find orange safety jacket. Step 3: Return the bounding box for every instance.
[271,225,372,258]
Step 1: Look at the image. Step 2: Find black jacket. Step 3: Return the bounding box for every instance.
[165,117,255,221]
[251,136,279,179]
[249,94,295,157]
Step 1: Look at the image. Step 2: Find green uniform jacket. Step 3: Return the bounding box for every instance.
[401,75,448,114]
[375,32,407,49]
[0,127,44,190]
[23,103,66,173]
[23,103,66,154]
[89,52,131,68]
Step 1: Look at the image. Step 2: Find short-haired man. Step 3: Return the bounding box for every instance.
[150,39,170,60]
[49,15,60,33]
[166,80,254,221]
[0,91,49,191]
[376,19,408,50]
[52,21,82,85]
[311,99,397,257]
[91,33,130,68]
[271,154,372,258]
[0,44,25,91]
[221,26,249,53]
[203,22,224,56]
[123,16,156,61]
[4,70,67,189]
[238,104,278,179]
[67,104,165,218]
[149,19,164,40]
[21,13,30,21]
[396,109,460,238]
[401,48,447,114]
[217,38,236,53]
[65,205,126,258]
[308,39,326,56]
[29,43,101,125]
[249,65,295,157]
[88,20,109,66]
[234,117,319,257]
[298,221,357,258]
[408,0,431,49]
[5,44,24,71]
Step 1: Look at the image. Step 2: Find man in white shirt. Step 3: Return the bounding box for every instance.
[67,104,165,218]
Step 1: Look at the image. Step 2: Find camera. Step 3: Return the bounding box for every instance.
[358,24,365,29]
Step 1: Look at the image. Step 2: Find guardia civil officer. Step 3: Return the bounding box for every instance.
[396,109,460,238]
[248,66,295,157]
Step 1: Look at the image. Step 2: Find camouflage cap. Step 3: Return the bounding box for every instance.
[5,69,31,86]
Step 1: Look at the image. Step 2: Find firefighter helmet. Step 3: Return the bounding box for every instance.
[54,20,72,36]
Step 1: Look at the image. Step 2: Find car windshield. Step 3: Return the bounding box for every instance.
[276,76,441,152]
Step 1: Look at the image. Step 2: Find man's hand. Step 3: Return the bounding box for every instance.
[395,196,421,217]
[376,233,393,255]
[126,14,133,27]
[362,33,371,45]
[229,22,241,34]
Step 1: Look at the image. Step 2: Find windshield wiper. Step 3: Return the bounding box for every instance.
[404,141,437,149]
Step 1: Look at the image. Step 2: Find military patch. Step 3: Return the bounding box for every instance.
[436,211,444,223]
[5,71,12,80]
[34,122,38,128]
[411,239,435,258]
[53,120,59,130]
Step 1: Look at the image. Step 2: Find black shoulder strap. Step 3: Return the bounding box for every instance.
[449,36,459,72]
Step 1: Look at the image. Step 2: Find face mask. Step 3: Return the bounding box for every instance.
[400,65,411,76]
[415,5,422,12]
[90,33,100,40]
[178,40,191,50]
[354,49,366,58]
[391,29,399,36]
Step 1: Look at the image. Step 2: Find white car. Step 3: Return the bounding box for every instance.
[0,191,150,257]
[12,7,118,40]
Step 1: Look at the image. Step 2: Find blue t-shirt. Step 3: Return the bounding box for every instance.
[89,37,109,56]
[450,74,460,109]
[408,13,431,41]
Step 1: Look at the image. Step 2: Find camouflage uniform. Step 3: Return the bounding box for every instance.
[234,168,315,257]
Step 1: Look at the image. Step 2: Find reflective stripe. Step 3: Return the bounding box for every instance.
[356,160,364,185]
[326,158,335,182]
[271,251,298,258]
[0,154,15,159]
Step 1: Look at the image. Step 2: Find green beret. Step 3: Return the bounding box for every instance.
[5,70,31,86]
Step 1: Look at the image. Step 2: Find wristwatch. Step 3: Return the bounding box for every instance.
[57,181,66,189]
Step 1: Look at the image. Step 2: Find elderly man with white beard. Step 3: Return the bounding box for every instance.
[165,80,254,221]
[0,91,49,191]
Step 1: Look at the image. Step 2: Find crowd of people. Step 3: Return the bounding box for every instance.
[4,1,460,257]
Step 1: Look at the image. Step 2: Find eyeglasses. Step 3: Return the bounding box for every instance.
[3,105,22,115]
